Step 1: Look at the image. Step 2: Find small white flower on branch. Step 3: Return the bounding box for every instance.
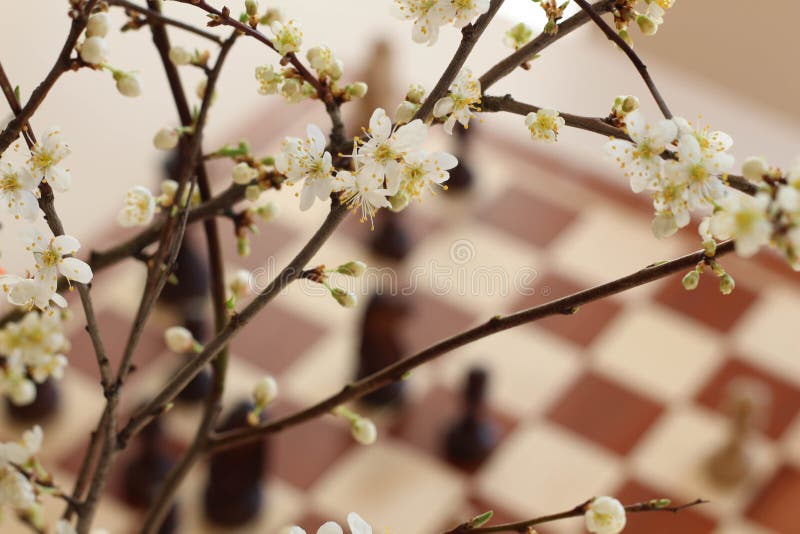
[117,186,156,227]
[79,36,110,65]
[288,512,372,534]
[334,160,392,228]
[741,156,770,182]
[270,20,303,56]
[255,64,282,95]
[392,0,448,46]
[442,0,489,29]
[385,150,457,208]
[1,276,67,310]
[307,46,344,81]
[23,228,93,289]
[710,193,772,258]
[433,68,481,135]
[357,108,427,172]
[29,127,72,192]
[251,375,278,409]
[585,496,626,534]
[228,269,252,300]
[232,162,259,185]
[525,109,565,143]
[276,124,334,211]
[0,157,40,221]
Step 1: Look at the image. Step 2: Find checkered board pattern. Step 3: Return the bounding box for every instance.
[3,103,800,534]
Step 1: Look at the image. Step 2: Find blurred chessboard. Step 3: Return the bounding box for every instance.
[2,101,800,534]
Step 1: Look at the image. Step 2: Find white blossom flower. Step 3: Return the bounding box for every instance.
[441,0,490,28]
[289,512,372,534]
[117,186,156,227]
[255,64,282,95]
[432,68,481,135]
[1,276,67,310]
[741,156,769,182]
[23,228,93,289]
[153,127,180,150]
[307,46,344,80]
[275,124,335,211]
[605,110,677,193]
[710,192,772,257]
[0,157,40,221]
[385,150,457,204]
[86,12,110,38]
[228,269,252,299]
[115,71,143,97]
[334,160,392,227]
[395,100,420,124]
[392,0,448,46]
[164,326,196,353]
[650,169,691,238]
[357,108,427,177]
[665,132,731,209]
[169,46,192,66]
[585,496,626,534]
[270,20,303,56]
[525,109,565,143]
[79,36,110,65]
[0,425,42,510]
[29,127,72,192]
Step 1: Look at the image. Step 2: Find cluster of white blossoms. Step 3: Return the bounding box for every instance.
[78,11,143,97]
[0,425,43,513]
[433,68,482,134]
[585,496,627,534]
[0,311,69,406]
[287,513,372,534]
[613,0,676,44]
[393,0,490,45]
[606,110,735,239]
[275,109,457,223]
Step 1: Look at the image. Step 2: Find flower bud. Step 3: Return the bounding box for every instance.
[80,36,110,65]
[10,379,36,406]
[345,82,368,99]
[115,71,143,98]
[395,101,419,125]
[169,46,192,66]
[164,326,196,353]
[237,236,251,257]
[86,12,110,38]
[585,496,626,534]
[388,191,411,212]
[719,273,735,295]
[406,83,426,104]
[622,95,639,113]
[153,127,180,150]
[252,375,278,407]
[255,200,280,221]
[331,288,356,308]
[259,8,282,26]
[741,156,769,182]
[636,14,658,36]
[229,269,252,299]
[232,162,258,185]
[336,261,367,277]
[681,270,699,291]
[351,417,377,445]
[618,28,634,47]
[245,0,258,17]
[245,185,262,202]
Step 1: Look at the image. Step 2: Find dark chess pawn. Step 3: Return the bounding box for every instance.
[175,312,212,404]
[6,378,60,423]
[369,213,412,261]
[121,416,179,534]
[204,400,268,527]
[446,124,476,192]
[356,294,409,407]
[444,367,499,468]
[707,379,771,488]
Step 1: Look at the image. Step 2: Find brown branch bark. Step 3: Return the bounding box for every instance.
[413,0,506,122]
[208,241,735,451]
[573,0,672,118]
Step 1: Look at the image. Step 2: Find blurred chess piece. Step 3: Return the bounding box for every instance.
[356,293,409,407]
[5,378,60,423]
[706,378,771,488]
[446,124,476,192]
[121,414,179,534]
[369,212,412,261]
[204,400,268,527]
[444,367,499,468]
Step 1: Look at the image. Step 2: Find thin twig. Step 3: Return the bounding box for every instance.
[209,241,735,451]
[573,0,673,118]
[414,0,505,122]
[479,0,614,91]
[480,93,759,196]
[444,498,708,533]
[107,0,223,43]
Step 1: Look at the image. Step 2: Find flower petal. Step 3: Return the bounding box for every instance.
[59,257,93,284]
